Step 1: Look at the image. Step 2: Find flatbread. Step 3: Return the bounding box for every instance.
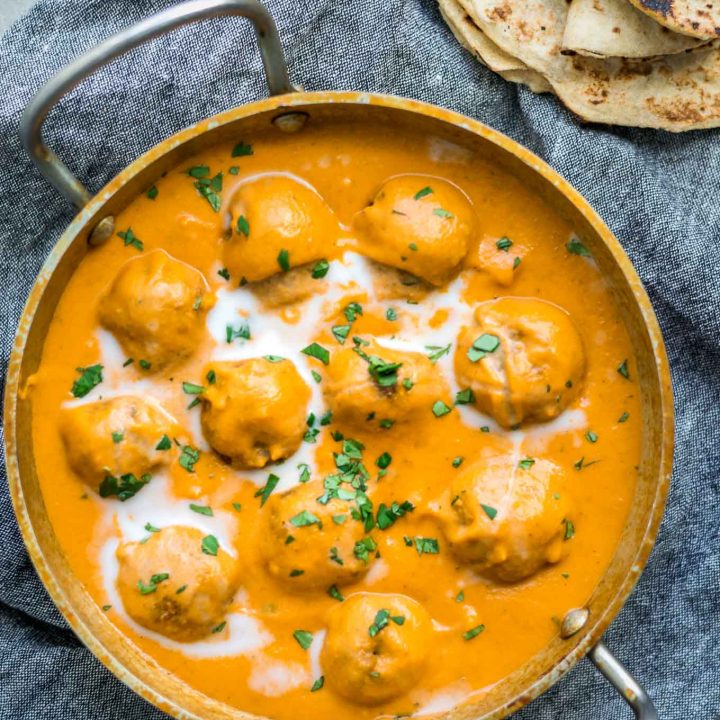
[627,0,720,40]
[462,0,720,130]
[563,0,706,58]
[439,0,553,93]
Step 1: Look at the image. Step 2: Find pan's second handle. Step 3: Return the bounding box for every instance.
[20,0,293,210]
[589,641,658,719]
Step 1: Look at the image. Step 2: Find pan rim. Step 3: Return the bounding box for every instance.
[3,89,675,720]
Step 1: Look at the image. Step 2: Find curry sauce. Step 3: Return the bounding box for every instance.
[29,120,641,719]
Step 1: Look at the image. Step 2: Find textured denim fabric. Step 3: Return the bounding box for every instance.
[0,0,718,718]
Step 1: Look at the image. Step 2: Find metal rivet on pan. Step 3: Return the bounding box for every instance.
[272,111,309,133]
[88,216,115,246]
[560,608,589,638]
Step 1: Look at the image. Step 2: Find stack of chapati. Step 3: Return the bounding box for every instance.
[439,0,720,131]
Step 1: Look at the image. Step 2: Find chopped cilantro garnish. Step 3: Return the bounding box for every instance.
[194,172,222,212]
[353,536,377,564]
[201,534,219,556]
[293,630,313,650]
[386,307,397,321]
[111,431,123,444]
[563,519,575,540]
[290,509,321,527]
[311,370,322,383]
[376,452,392,469]
[452,456,463,468]
[137,572,169,595]
[71,364,103,398]
[618,411,630,423]
[231,141,253,157]
[329,547,343,565]
[343,302,363,323]
[566,237,591,257]
[263,355,284,363]
[574,457,598,471]
[433,208,453,218]
[455,589,465,603]
[289,569,305,577]
[311,259,329,278]
[144,522,160,533]
[467,334,500,362]
[328,585,344,602]
[217,267,230,281]
[480,504,497,520]
[414,537,439,555]
[432,400,452,417]
[379,418,395,429]
[585,430,598,443]
[368,609,405,637]
[463,624,485,641]
[496,236,512,252]
[155,434,171,451]
[99,473,149,501]
[146,185,158,200]
[226,322,251,343]
[353,344,401,388]
[414,186,433,200]
[189,504,213,517]
[618,359,630,379]
[298,463,311,483]
[187,165,210,178]
[426,344,451,363]
[182,381,205,395]
[179,445,200,472]
[255,473,280,506]
[302,342,330,365]
[376,500,414,530]
[139,359,152,370]
[277,248,290,271]
[206,369,216,384]
[513,256,522,269]
[236,215,250,237]
[232,502,242,512]
[304,427,320,443]
[311,676,324,692]
[211,621,226,634]
[117,228,143,251]
[518,457,535,470]
[332,324,351,344]
[455,388,475,405]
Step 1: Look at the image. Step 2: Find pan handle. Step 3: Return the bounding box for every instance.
[20,0,293,209]
[589,641,658,719]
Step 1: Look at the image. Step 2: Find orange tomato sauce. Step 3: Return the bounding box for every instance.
[29,120,641,719]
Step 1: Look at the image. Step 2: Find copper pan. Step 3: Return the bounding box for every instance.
[4,1,673,718]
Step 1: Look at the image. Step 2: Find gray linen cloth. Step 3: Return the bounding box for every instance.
[0,0,718,718]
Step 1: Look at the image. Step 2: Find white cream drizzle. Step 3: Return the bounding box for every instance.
[411,680,474,716]
[308,629,327,683]
[80,248,587,691]
[247,658,310,697]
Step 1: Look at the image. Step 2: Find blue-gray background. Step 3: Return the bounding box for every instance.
[0,1,718,718]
